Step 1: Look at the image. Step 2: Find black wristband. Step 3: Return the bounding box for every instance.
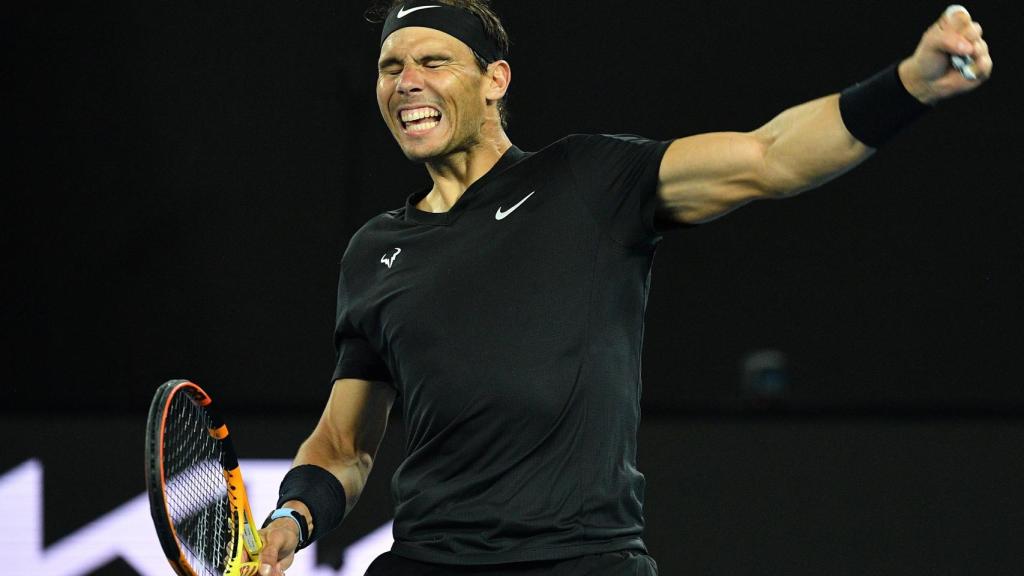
[839,63,932,148]
[276,464,347,549]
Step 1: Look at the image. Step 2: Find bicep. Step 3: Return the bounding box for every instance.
[656,131,774,224]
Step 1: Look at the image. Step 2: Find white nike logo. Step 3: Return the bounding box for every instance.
[381,247,402,269]
[495,191,536,221]
[397,5,441,18]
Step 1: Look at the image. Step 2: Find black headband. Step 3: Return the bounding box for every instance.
[380,1,505,63]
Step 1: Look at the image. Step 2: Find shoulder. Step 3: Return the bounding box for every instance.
[562,133,663,148]
[561,133,670,163]
[556,134,671,178]
[340,211,400,264]
[355,210,399,240]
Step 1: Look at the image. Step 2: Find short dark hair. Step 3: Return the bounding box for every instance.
[366,0,511,129]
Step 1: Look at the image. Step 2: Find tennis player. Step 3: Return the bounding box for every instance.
[256,2,992,574]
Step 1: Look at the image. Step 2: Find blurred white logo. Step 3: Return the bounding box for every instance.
[381,247,402,269]
[1,459,393,576]
[397,5,441,18]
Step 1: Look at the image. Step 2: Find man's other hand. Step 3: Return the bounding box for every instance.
[899,5,993,104]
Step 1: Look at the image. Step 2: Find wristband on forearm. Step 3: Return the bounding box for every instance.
[839,63,932,148]
[275,464,347,549]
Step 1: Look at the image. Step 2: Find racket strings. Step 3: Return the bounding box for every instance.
[163,392,235,575]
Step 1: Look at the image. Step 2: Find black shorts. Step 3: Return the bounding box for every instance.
[364,551,658,576]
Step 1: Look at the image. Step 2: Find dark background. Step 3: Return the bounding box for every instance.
[3,0,1022,574]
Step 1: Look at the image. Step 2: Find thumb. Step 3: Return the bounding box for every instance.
[257,522,299,576]
[938,4,981,80]
[942,5,972,30]
[940,5,976,52]
[257,529,286,576]
[932,5,973,55]
[258,541,278,576]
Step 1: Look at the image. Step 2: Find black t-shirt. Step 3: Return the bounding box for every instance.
[333,134,672,565]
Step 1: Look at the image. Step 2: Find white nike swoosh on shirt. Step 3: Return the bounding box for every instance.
[495,191,536,220]
[397,5,441,18]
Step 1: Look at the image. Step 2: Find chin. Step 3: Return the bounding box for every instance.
[396,137,449,163]
[400,146,441,164]
[393,127,472,164]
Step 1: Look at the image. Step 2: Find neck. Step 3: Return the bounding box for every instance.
[418,128,513,213]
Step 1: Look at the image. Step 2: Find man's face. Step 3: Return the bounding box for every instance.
[376,27,490,162]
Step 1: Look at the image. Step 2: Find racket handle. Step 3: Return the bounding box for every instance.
[225,559,261,576]
[951,54,977,80]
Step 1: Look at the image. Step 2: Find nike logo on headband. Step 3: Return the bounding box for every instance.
[397,5,442,18]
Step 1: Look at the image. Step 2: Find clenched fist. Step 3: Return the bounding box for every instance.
[899,5,993,104]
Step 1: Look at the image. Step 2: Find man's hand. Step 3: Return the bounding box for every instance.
[899,5,993,104]
[257,517,301,576]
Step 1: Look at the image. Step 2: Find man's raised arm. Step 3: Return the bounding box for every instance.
[657,5,992,225]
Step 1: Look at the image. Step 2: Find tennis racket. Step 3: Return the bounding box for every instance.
[146,379,264,576]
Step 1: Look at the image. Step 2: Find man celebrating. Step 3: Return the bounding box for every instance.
[256,1,992,574]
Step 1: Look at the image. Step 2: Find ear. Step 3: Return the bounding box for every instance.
[483,60,511,102]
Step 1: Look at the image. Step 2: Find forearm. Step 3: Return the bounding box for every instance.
[289,430,375,526]
[259,381,391,575]
[277,378,392,535]
[755,1,994,200]
[753,93,873,198]
[658,6,989,224]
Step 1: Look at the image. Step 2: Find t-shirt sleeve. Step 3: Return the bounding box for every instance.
[565,133,674,247]
[332,265,392,383]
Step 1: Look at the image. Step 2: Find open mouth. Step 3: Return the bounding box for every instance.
[399,106,442,134]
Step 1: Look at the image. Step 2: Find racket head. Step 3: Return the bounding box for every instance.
[145,380,263,576]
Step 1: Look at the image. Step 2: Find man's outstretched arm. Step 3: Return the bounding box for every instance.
[657,5,993,225]
[258,378,395,576]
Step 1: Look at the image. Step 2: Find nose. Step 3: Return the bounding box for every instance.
[397,65,424,95]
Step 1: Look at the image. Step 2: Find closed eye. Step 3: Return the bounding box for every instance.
[421,54,451,68]
[378,55,402,75]
[378,54,451,74]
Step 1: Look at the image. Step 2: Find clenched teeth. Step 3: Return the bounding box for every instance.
[406,119,439,133]
[400,107,441,122]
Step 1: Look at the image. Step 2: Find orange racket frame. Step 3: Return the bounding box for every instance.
[145,379,263,576]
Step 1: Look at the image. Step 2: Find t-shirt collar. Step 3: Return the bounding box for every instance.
[404,145,527,226]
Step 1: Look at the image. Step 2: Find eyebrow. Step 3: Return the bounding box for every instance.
[378,56,402,70]
[378,53,454,70]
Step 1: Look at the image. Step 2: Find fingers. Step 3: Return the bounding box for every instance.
[257,548,290,576]
[968,37,993,80]
[933,5,992,81]
[968,21,983,41]
[257,521,299,576]
[978,48,993,79]
[936,6,976,54]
